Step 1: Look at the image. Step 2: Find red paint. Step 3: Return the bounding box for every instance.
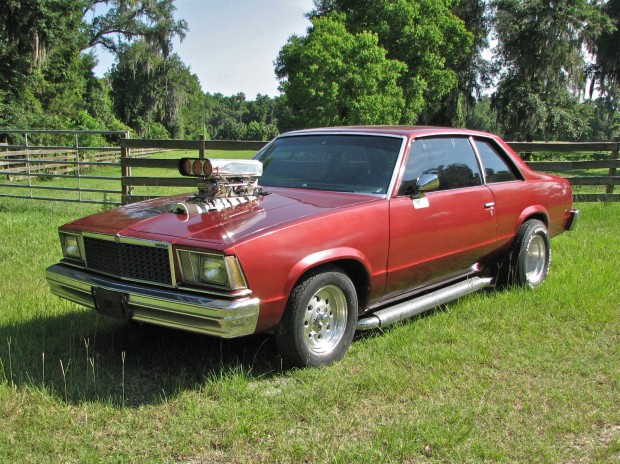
[57,127,574,333]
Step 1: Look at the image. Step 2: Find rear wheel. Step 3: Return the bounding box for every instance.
[500,219,551,288]
[275,267,357,367]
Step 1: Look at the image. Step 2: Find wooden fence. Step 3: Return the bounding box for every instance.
[1,132,618,205]
[509,141,619,202]
[120,138,267,204]
[0,130,163,205]
[0,148,159,181]
[120,138,619,204]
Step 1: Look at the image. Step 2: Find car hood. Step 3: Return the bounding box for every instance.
[63,188,381,247]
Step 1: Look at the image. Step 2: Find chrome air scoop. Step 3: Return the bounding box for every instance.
[173,158,268,215]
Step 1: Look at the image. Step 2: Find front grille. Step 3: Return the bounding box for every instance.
[84,236,172,285]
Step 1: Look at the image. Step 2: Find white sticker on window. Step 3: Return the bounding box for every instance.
[413,197,429,209]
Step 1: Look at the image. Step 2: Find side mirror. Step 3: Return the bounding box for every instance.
[398,173,440,198]
[415,173,440,195]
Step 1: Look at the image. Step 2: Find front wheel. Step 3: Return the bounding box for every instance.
[275,267,358,367]
[502,219,551,288]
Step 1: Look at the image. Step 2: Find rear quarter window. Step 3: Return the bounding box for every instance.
[474,139,522,183]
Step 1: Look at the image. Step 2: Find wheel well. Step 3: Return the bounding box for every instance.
[522,212,548,228]
[296,260,370,315]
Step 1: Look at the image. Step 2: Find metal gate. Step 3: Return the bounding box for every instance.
[0,129,128,205]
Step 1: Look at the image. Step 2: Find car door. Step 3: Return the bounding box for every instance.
[383,136,497,301]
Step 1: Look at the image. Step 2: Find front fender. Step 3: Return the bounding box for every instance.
[284,247,373,302]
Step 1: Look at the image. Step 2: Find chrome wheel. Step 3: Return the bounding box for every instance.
[275,267,358,367]
[302,284,348,355]
[525,234,547,285]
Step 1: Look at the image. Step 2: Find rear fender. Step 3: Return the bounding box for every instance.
[516,206,549,231]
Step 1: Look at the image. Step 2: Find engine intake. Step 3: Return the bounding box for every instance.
[174,158,267,215]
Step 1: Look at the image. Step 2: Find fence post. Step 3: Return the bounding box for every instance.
[74,133,82,202]
[25,132,32,198]
[607,143,619,196]
[121,131,131,204]
[199,134,205,159]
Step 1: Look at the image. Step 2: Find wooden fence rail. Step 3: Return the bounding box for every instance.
[1,132,618,204]
[119,138,620,204]
[507,141,619,202]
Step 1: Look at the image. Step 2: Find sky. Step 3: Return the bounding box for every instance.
[93,0,314,99]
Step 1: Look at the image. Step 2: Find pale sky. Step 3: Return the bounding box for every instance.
[93,0,314,99]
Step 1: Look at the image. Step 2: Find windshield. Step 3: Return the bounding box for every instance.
[255,134,403,195]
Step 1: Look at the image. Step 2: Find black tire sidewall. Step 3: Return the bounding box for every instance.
[515,220,550,288]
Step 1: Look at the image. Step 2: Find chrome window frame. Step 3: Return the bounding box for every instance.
[469,135,525,184]
[254,131,409,199]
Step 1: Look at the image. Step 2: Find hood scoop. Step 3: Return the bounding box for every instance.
[172,157,269,217]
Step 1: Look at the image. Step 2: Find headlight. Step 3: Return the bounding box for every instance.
[200,255,228,285]
[60,232,84,262]
[177,250,248,290]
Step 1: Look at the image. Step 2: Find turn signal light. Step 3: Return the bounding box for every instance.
[179,158,213,177]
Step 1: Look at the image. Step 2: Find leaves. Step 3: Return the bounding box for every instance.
[491,0,612,140]
[276,14,406,129]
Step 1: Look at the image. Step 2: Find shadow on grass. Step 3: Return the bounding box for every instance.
[0,307,283,407]
[0,289,488,407]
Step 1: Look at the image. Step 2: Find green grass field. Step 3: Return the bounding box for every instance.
[0,162,618,461]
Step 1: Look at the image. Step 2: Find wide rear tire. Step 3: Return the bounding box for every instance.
[500,219,551,288]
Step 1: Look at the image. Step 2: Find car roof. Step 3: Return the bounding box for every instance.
[280,125,495,139]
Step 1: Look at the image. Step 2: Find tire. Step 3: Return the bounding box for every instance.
[275,267,358,367]
[501,219,551,288]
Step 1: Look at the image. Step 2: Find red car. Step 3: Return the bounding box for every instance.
[46,127,579,367]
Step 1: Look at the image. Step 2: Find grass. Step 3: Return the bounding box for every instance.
[0,170,619,461]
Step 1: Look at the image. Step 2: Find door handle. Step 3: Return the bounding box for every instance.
[484,202,495,209]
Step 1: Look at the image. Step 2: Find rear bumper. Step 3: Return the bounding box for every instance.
[565,209,580,232]
[46,264,260,338]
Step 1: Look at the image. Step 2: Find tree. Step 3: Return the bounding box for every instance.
[433,0,491,127]
[588,0,620,93]
[466,97,501,134]
[491,0,607,140]
[0,0,187,137]
[587,0,620,141]
[110,40,203,138]
[276,13,406,129]
[244,94,277,126]
[85,0,188,58]
[0,0,85,130]
[309,0,473,124]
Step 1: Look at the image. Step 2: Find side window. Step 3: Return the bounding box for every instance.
[474,139,520,183]
[399,137,483,195]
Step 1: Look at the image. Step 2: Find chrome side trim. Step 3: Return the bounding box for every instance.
[46,264,260,338]
[357,276,493,330]
[82,231,171,248]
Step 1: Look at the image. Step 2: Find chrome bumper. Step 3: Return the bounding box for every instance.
[46,264,260,338]
[565,209,580,232]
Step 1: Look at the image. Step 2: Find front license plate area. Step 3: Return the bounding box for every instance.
[92,287,131,321]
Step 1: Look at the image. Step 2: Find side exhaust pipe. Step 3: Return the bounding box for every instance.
[357,276,493,330]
